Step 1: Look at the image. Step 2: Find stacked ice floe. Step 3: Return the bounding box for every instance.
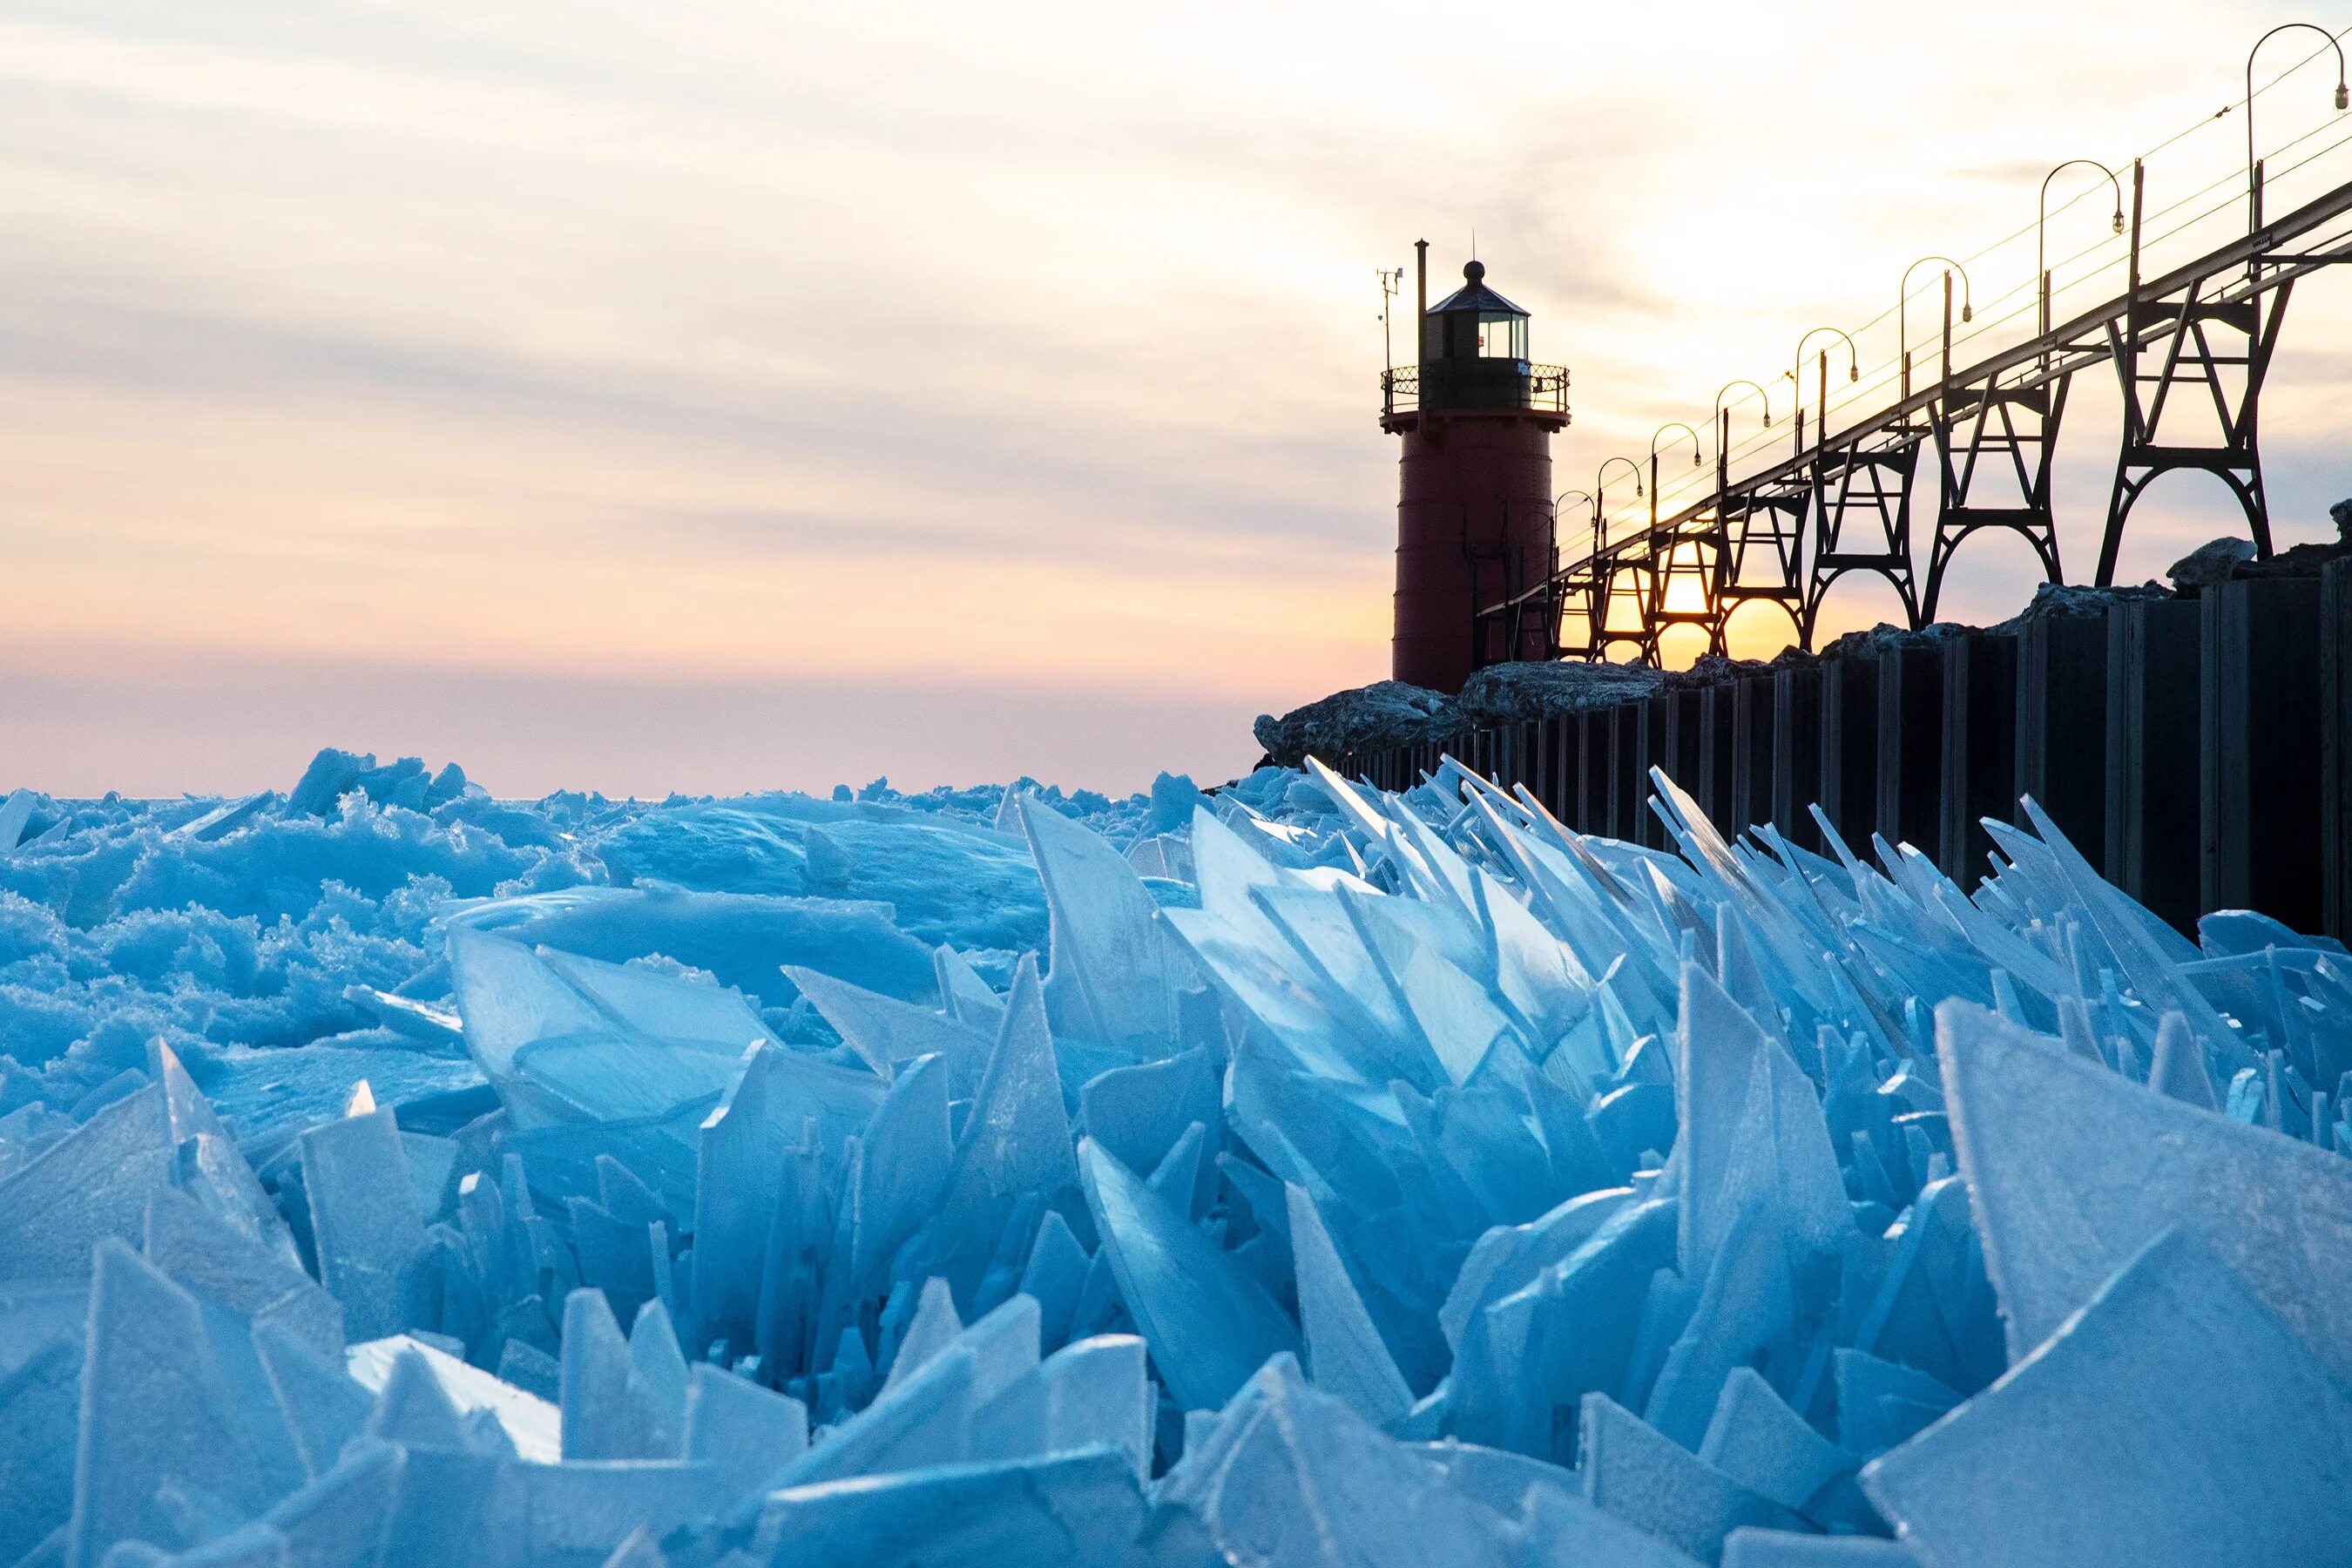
[0,749,2348,1568]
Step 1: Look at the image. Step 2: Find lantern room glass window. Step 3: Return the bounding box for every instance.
[1477,313,1527,361]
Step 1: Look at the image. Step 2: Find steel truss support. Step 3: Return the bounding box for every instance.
[1593,558,1654,662]
[1551,566,1602,659]
[2095,277,2292,584]
[1717,491,1807,602]
[1920,374,2069,621]
[1500,587,1557,667]
[1713,488,1807,645]
[1801,434,1927,645]
[1644,517,1729,658]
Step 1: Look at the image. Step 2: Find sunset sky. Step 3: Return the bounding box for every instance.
[3,1,2349,797]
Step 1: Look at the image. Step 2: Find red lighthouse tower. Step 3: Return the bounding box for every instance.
[1381,248,1570,693]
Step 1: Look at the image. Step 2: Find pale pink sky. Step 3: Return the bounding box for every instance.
[1,1,2348,797]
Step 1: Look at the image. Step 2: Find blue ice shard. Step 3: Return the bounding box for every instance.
[1716,1024,1852,1263]
[1164,1355,1529,1568]
[1448,1197,1675,1456]
[1078,1048,1219,1189]
[2146,1010,2217,1109]
[453,929,879,1215]
[1077,1139,1297,1415]
[1017,794,1196,1052]
[150,1041,300,1264]
[1439,1186,1633,1354]
[343,1333,560,1462]
[819,1051,956,1357]
[927,956,1084,1300]
[1862,1228,2352,1565]
[144,1186,342,1359]
[883,1277,965,1391]
[253,1323,372,1478]
[602,1525,667,1568]
[1579,1392,1802,1562]
[71,1240,287,1568]
[1831,1349,1958,1458]
[362,1344,474,1450]
[1698,1368,1855,1515]
[1286,1182,1413,1427]
[0,1082,175,1283]
[299,1087,432,1343]
[558,1289,672,1461]
[1673,963,1846,1277]
[239,1437,405,1568]
[1641,1206,1800,1450]
[1936,999,2352,1383]
[0,1329,80,1564]
[1720,1532,1916,1566]
[1016,1209,1092,1351]
[783,963,995,1091]
[473,1456,721,1565]
[682,1361,807,1496]
[694,1034,890,1363]
[768,1295,1043,1490]
[969,1333,1153,1481]
[1517,1484,1708,1567]
[754,1446,1149,1568]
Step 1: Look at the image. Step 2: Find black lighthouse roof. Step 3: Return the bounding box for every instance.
[1427,260,1528,319]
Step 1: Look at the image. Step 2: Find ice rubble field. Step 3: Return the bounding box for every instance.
[2,747,2350,1568]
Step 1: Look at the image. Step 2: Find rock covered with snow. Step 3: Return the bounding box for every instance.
[1986,580,2172,633]
[1658,652,1801,691]
[1253,679,1462,767]
[1254,662,1670,767]
[1814,620,1977,660]
[2232,538,2352,580]
[0,744,2347,1565]
[2167,537,2259,589]
[1456,657,1664,722]
[2166,533,2352,591]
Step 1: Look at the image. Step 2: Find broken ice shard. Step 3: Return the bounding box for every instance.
[1862,1228,2352,1565]
[1936,998,2352,1385]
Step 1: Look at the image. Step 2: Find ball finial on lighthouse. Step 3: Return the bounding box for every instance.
[1463,259,1485,285]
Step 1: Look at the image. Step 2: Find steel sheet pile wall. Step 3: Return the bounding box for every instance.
[1334,560,2352,939]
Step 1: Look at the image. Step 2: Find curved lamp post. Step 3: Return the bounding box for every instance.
[1649,422,1704,533]
[2038,160,2126,348]
[1899,256,1974,398]
[1711,379,1773,492]
[1554,488,1597,564]
[1713,378,1774,430]
[1788,328,1860,456]
[2245,24,2349,244]
[1595,456,1643,554]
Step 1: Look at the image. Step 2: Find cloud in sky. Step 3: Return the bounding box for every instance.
[1,0,2347,796]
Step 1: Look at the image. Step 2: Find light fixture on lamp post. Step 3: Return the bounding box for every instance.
[2243,24,2349,258]
[2038,159,2126,352]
